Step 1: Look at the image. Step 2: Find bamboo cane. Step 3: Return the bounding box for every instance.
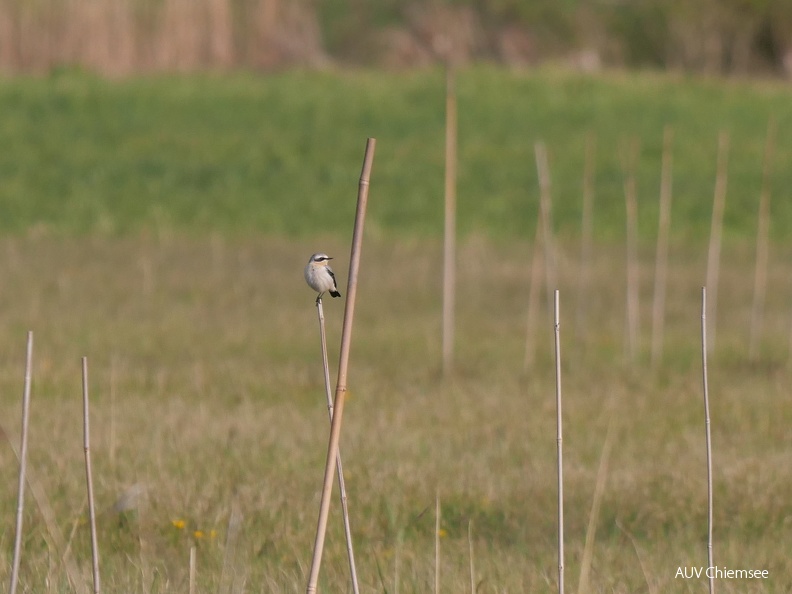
[9,331,33,594]
[701,287,715,594]
[553,291,564,594]
[315,297,360,594]
[82,357,102,594]
[305,138,375,594]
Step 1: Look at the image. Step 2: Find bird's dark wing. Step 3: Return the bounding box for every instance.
[327,268,338,289]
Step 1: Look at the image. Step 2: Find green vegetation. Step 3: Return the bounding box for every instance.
[2,67,792,241]
[0,69,791,591]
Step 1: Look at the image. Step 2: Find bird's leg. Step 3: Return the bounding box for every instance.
[315,294,322,305]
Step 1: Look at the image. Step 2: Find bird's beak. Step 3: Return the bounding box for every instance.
[327,257,333,260]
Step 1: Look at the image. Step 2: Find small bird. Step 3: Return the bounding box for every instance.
[304,253,341,303]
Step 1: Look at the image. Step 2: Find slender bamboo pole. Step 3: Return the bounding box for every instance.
[701,287,715,594]
[442,65,458,376]
[553,290,564,594]
[749,117,775,360]
[705,132,730,353]
[82,357,101,594]
[623,139,640,362]
[306,138,375,594]
[10,331,33,594]
[651,126,673,370]
[316,297,360,594]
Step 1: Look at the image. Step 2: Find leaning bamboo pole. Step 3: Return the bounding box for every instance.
[9,331,33,594]
[82,357,101,594]
[306,138,376,594]
[701,287,715,594]
[315,297,360,594]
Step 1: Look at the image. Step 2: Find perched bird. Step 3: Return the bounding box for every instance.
[304,253,341,303]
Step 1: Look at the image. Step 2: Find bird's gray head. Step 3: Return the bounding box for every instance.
[309,253,333,265]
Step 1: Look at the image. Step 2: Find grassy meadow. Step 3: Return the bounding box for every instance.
[0,67,791,592]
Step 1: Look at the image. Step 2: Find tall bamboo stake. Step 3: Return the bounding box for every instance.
[316,297,360,594]
[82,357,101,594]
[10,330,33,594]
[442,65,458,375]
[705,132,730,353]
[701,287,715,594]
[306,138,376,594]
[576,132,596,345]
[553,290,564,594]
[749,117,775,360]
[651,126,673,370]
[623,139,640,362]
[535,142,557,310]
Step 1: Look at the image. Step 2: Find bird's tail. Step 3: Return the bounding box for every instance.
[330,290,341,298]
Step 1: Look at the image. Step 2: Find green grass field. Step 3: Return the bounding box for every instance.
[0,67,791,593]
[2,66,792,240]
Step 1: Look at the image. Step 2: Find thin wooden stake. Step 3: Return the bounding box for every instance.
[442,65,458,376]
[705,132,730,353]
[623,139,640,362]
[701,287,715,594]
[316,297,360,594]
[82,357,101,594]
[306,138,375,594]
[553,290,564,594]
[10,331,33,594]
[651,126,673,370]
[749,117,775,360]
